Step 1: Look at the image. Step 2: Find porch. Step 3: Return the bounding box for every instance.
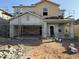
[43,19,75,39]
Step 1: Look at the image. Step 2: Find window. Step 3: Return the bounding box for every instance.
[43,7,48,16]
[59,29,61,32]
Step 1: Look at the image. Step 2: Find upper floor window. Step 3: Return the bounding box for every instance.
[43,7,48,16]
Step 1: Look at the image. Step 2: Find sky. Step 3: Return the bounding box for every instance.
[0,0,79,19]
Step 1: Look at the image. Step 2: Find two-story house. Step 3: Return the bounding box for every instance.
[10,0,74,39]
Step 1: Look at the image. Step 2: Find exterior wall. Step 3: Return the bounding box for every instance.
[33,1,59,17]
[10,13,42,25]
[58,24,65,38]
[42,22,47,38]
[64,25,69,36]
[64,23,76,38]
[74,24,79,37]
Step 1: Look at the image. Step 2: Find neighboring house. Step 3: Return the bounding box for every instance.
[0,17,9,37]
[0,9,13,20]
[0,9,13,37]
[74,20,79,38]
[10,0,74,39]
[64,19,79,39]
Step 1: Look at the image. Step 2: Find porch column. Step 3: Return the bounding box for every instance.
[69,22,74,38]
[10,25,14,38]
[42,22,47,38]
[54,24,59,38]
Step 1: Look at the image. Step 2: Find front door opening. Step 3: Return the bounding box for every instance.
[50,26,54,37]
[40,27,42,36]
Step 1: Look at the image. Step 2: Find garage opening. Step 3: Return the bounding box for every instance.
[14,25,42,37]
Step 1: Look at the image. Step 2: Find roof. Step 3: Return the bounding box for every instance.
[32,0,60,6]
[13,0,59,8]
[10,11,43,21]
[43,19,71,23]
[13,5,34,8]
[0,9,13,17]
[45,16,64,19]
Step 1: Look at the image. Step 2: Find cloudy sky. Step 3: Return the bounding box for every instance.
[0,0,79,19]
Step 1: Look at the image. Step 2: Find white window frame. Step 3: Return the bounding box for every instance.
[43,7,48,16]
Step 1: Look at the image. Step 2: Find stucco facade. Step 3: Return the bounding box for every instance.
[74,23,79,38]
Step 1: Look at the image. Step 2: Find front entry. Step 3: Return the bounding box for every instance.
[50,26,54,37]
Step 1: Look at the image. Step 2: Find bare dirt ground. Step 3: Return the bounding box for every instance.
[25,41,79,59]
[0,38,79,59]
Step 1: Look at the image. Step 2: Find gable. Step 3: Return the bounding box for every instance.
[33,1,59,17]
[33,0,59,6]
[10,13,43,25]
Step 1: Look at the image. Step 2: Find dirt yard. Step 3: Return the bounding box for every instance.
[28,42,79,59]
[0,38,79,59]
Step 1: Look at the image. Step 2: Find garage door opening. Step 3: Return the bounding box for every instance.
[14,25,42,37]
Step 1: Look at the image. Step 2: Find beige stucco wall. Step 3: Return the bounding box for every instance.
[64,25,69,35]
[74,24,79,37]
[33,1,59,17]
[64,23,79,38]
